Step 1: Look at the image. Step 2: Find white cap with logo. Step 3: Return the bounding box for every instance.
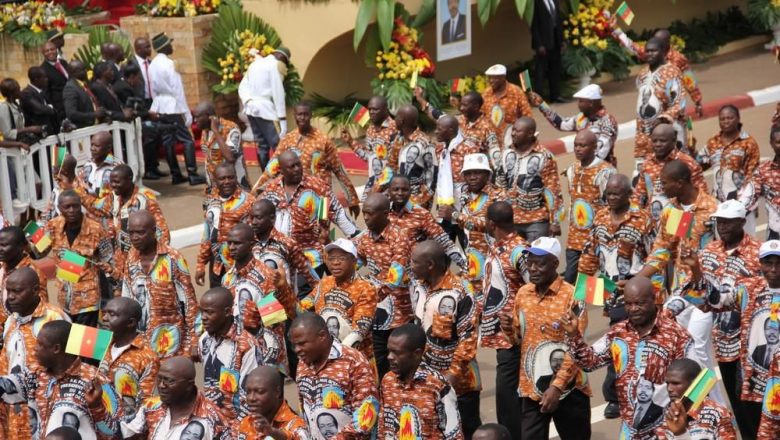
[712,199,747,219]
[760,240,780,259]
[461,153,492,175]
[324,238,358,259]
[525,237,561,259]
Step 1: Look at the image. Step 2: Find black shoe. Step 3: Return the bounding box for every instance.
[551,96,572,104]
[152,168,169,177]
[171,175,187,185]
[188,174,206,186]
[143,171,162,180]
[604,402,620,419]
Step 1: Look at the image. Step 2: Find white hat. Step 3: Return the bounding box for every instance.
[525,237,561,259]
[573,84,603,100]
[324,238,358,259]
[461,153,492,175]
[712,200,747,219]
[485,64,507,76]
[760,240,780,259]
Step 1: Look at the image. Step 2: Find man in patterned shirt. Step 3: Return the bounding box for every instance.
[497,117,564,242]
[410,240,481,437]
[563,130,616,283]
[118,210,199,359]
[196,162,256,287]
[739,126,780,240]
[236,366,311,440]
[389,175,467,274]
[458,92,501,167]
[378,323,463,440]
[634,123,707,225]
[0,268,69,440]
[657,359,736,439]
[482,201,528,438]
[304,238,377,364]
[76,131,119,200]
[499,237,591,439]
[43,190,114,327]
[481,64,533,143]
[253,102,360,216]
[392,104,437,208]
[0,320,113,440]
[632,38,686,176]
[194,102,250,192]
[529,84,619,164]
[1,226,49,323]
[198,287,260,419]
[290,313,379,439]
[98,297,159,419]
[758,349,780,439]
[354,193,415,379]
[116,356,232,439]
[340,96,398,200]
[562,276,696,440]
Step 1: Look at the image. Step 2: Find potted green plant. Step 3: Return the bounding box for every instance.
[746,0,780,48]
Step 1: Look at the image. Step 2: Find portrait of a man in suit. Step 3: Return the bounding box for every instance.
[632,378,663,430]
[535,348,566,393]
[751,317,780,369]
[441,0,466,44]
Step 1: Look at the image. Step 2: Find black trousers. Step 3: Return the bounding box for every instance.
[533,46,563,101]
[458,390,482,440]
[720,360,751,438]
[564,249,581,284]
[247,115,280,171]
[741,400,762,440]
[521,389,591,440]
[159,114,197,177]
[373,329,393,380]
[496,346,523,439]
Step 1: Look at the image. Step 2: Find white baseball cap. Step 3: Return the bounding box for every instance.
[324,238,358,259]
[485,64,507,76]
[712,200,747,219]
[461,153,492,175]
[525,237,561,259]
[760,240,780,259]
[572,84,603,100]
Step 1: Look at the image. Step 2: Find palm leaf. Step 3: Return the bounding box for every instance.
[310,93,362,132]
[353,0,377,51]
[411,0,435,27]
[73,25,132,71]
[376,0,395,50]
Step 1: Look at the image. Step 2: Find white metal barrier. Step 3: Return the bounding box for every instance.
[0,118,145,222]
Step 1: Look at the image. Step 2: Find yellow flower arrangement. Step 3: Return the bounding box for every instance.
[148,0,221,17]
[216,29,275,86]
[564,0,614,49]
[0,1,69,36]
[374,18,435,81]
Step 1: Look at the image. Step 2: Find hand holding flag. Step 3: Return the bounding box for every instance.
[65,324,112,361]
[665,207,695,239]
[682,367,717,415]
[574,273,617,306]
[24,221,51,253]
[348,102,370,128]
[519,70,532,92]
[615,1,635,25]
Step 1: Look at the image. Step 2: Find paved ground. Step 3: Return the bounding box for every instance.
[44,44,780,438]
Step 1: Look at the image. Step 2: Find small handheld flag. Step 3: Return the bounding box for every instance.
[24,221,51,253]
[65,324,112,361]
[664,208,695,239]
[686,116,695,149]
[616,1,635,25]
[52,144,67,168]
[257,293,287,326]
[682,367,717,415]
[573,273,616,306]
[317,197,329,221]
[348,102,370,128]
[519,70,532,92]
[450,78,467,94]
[56,250,87,284]
[409,68,419,89]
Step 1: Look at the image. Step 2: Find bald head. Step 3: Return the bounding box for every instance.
[6,266,39,290]
[201,286,233,309]
[396,104,419,131]
[247,365,283,392]
[487,201,515,227]
[661,160,692,183]
[106,296,143,323]
[515,116,536,132]
[161,356,196,381]
[252,198,276,216]
[364,193,390,212]
[367,95,387,109]
[128,210,156,230]
[438,114,458,131]
[230,222,254,241]
[411,240,449,282]
[624,276,654,301]
[574,129,597,146]
[291,312,329,334]
[607,174,632,193]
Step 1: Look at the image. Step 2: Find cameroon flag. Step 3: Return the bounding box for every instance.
[348,102,370,127]
[56,250,87,284]
[682,367,717,415]
[65,324,112,361]
[664,207,694,239]
[573,273,617,306]
[24,221,51,253]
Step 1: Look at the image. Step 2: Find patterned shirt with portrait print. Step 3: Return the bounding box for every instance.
[202,118,250,191]
[739,159,780,238]
[352,222,415,331]
[537,104,619,161]
[0,301,68,440]
[757,349,780,440]
[45,215,115,315]
[481,232,528,350]
[118,392,232,440]
[295,340,379,440]
[76,154,120,198]
[118,242,200,358]
[696,234,761,363]
[697,130,760,203]
[198,323,260,420]
[97,334,159,421]
[236,400,311,440]
[564,157,616,251]
[509,277,590,400]
[345,117,398,199]
[481,82,533,144]
[567,313,696,440]
[496,142,564,227]
[457,114,501,169]
[377,365,463,440]
[411,272,480,396]
[392,129,438,208]
[655,398,737,440]
[254,127,360,208]
[252,227,319,290]
[197,188,256,278]
[634,63,686,158]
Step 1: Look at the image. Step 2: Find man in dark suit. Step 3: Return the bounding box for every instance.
[20,66,58,132]
[534,348,567,393]
[40,41,69,118]
[631,378,663,430]
[99,43,121,84]
[125,37,153,104]
[531,0,566,103]
[62,60,106,128]
[90,62,133,122]
[441,0,466,44]
[751,317,780,369]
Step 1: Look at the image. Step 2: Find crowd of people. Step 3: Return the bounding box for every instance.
[1,13,780,440]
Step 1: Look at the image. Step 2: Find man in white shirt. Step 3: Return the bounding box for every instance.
[148,32,206,186]
[238,47,290,171]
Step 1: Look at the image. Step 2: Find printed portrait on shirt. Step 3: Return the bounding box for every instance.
[665,297,687,317]
[205,207,221,244]
[48,398,92,439]
[525,341,574,398]
[314,411,340,439]
[748,312,779,371]
[629,377,665,431]
[515,154,544,192]
[718,168,744,201]
[181,419,206,440]
[637,81,661,122]
[252,247,291,285]
[5,329,27,376]
[320,311,352,343]
[503,151,517,181]
[373,295,393,331]
[400,145,423,181]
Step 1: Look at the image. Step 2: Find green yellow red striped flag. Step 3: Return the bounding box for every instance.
[65,323,112,361]
[23,221,51,253]
[682,367,717,415]
[257,293,287,326]
[573,273,616,306]
[56,250,87,284]
[519,70,532,92]
[348,102,370,127]
[52,144,67,168]
[450,78,467,94]
[664,207,695,239]
[616,1,635,25]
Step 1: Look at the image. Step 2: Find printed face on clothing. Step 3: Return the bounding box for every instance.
[549,348,565,373]
[181,420,206,440]
[447,0,459,17]
[316,412,339,438]
[437,295,456,315]
[215,166,238,198]
[325,317,341,340]
[636,378,654,404]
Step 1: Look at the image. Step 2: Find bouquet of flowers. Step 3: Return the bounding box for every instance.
[450,74,489,94]
[1,1,72,48]
[216,30,275,86]
[138,0,221,17]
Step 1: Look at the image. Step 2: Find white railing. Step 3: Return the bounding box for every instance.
[0,118,145,222]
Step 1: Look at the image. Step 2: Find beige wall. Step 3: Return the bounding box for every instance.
[246,0,746,101]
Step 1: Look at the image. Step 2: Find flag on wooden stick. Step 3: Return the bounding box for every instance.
[65,324,112,361]
[348,102,370,127]
[682,367,717,415]
[664,207,695,239]
[519,70,532,92]
[573,273,616,306]
[52,144,67,168]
